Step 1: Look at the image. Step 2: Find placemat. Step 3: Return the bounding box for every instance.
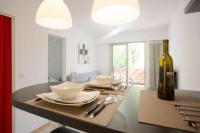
[138,90,200,132]
[25,94,121,127]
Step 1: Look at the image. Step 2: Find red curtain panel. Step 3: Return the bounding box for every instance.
[0,14,12,133]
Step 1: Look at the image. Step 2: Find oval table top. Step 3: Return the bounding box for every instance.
[12,83,189,133]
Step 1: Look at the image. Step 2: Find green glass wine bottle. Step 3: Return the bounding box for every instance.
[157,40,175,101]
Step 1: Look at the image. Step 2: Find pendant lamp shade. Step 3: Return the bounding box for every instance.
[91,0,140,25]
[36,0,72,29]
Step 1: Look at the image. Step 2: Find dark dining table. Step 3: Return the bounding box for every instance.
[12,83,190,133]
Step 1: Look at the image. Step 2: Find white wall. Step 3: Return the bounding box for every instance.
[169,0,200,91]
[0,0,96,132]
[96,26,168,44]
[95,44,111,75]
[48,28,96,74]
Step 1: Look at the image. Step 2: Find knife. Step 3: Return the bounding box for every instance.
[182,116,200,129]
[183,116,200,123]
[90,103,106,118]
[179,111,200,117]
[175,106,200,112]
[84,99,104,117]
[188,121,198,129]
[89,96,113,118]
[172,103,200,108]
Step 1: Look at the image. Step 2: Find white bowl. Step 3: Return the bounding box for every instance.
[50,82,85,100]
[95,75,111,85]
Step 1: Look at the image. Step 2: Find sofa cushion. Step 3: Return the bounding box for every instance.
[76,70,101,83]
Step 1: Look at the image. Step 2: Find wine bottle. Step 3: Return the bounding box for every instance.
[157,40,175,100]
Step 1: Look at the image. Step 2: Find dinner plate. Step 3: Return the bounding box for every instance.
[40,91,98,104]
[86,80,112,89]
[36,91,100,107]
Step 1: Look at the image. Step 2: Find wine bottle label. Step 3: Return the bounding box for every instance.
[158,67,175,100]
[167,72,175,87]
[167,72,174,76]
[158,67,164,82]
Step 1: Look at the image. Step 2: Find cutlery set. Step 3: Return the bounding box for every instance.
[172,103,200,130]
[84,96,115,118]
[82,85,127,118]
[84,99,104,117]
[83,85,127,118]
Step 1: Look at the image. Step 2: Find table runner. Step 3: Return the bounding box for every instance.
[138,90,200,132]
[25,94,121,127]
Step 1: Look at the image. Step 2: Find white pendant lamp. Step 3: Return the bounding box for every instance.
[36,0,72,29]
[91,0,140,25]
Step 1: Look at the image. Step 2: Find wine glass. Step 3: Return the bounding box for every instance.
[111,75,124,102]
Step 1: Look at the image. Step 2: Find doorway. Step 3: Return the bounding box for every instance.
[111,42,145,86]
[48,35,66,83]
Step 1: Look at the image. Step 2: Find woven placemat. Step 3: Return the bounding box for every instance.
[138,90,200,132]
[25,94,121,127]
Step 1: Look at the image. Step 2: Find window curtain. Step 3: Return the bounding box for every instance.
[145,40,162,88]
[0,14,12,133]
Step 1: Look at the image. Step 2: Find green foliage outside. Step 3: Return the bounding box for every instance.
[113,45,126,70]
[113,45,139,70]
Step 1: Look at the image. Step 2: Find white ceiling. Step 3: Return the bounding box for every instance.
[64,0,181,37]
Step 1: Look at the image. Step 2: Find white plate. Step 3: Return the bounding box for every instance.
[40,91,98,104]
[86,80,112,89]
[36,91,100,107]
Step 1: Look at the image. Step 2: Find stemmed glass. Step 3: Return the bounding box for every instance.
[110,74,124,102]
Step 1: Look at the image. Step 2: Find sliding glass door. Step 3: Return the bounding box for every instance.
[111,42,145,86]
[128,43,145,85]
[112,44,128,85]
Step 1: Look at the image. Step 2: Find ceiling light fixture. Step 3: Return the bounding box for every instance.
[91,0,140,25]
[35,0,72,30]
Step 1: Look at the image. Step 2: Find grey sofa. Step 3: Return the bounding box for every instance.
[67,70,101,83]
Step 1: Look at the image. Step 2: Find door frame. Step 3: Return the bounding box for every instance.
[48,34,67,82]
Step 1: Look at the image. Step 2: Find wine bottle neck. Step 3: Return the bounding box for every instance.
[163,40,169,54]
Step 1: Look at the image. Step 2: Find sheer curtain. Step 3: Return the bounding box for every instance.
[145,40,162,88]
[0,14,12,133]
